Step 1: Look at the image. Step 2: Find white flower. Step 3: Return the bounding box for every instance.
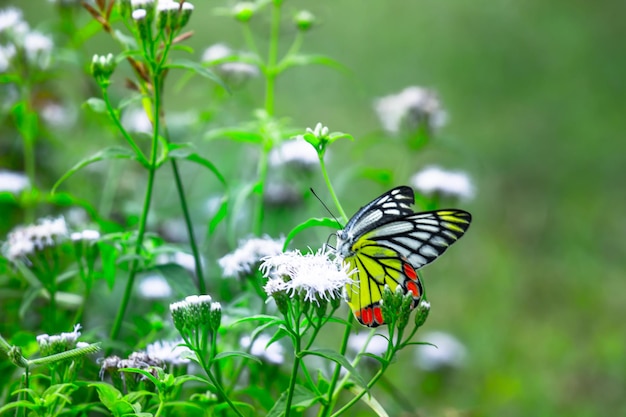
[260,248,356,305]
[264,182,301,206]
[374,86,447,134]
[241,334,284,364]
[132,8,147,20]
[269,138,319,168]
[121,107,152,133]
[41,102,77,129]
[37,324,82,352]
[2,217,68,262]
[0,7,23,33]
[411,165,474,201]
[145,339,191,365]
[0,170,29,193]
[201,43,259,82]
[23,31,54,68]
[138,273,172,299]
[306,122,329,139]
[348,331,388,357]
[414,331,466,371]
[219,235,285,279]
[156,251,199,274]
[70,229,100,241]
[0,44,16,72]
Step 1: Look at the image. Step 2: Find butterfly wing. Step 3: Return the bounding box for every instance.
[344,208,471,327]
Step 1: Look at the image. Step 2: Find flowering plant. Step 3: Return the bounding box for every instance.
[0,1,473,416]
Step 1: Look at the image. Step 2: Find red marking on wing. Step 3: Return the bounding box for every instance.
[372,306,384,325]
[357,306,384,327]
[403,262,418,281]
[406,281,421,298]
[360,307,373,326]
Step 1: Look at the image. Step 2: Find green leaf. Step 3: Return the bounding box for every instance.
[204,128,263,143]
[348,385,390,417]
[213,351,262,364]
[84,97,107,114]
[98,241,118,289]
[277,54,349,74]
[284,217,340,250]
[300,348,368,391]
[52,147,138,193]
[267,385,320,417]
[326,131,354,145]
[165,58,228,91]
[89,382,125,410]
[230,314,283,327]
[168,143,227,186]
[208,195,228,235]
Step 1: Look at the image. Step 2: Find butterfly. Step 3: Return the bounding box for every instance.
[336,186,472,327]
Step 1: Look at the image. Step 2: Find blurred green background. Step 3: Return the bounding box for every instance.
[6,0,626,416]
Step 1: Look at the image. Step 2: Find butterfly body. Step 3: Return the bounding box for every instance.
[337,186,471,327]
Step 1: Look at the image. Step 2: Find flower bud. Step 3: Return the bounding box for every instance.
[294,10,315,31]
[209,302,222,332]
[132,9,152,42]
[118,0,132,19]
[91,53,116,85]
[414,299,431,328]
[232,2,255,22]
[178,2,194,29]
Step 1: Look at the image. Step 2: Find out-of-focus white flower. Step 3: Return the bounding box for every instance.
[157,251,199,275]
[70,229,100,241]
[121,107,152,134]
[260,248,356,305]
[348,331,388,357]
[2,217,68,262]
[36,324,82,355]
[414,331,466,371]
[0,44,16,72]
[241,333,284,364]
[218,235,285,279]
[23,31,53,68]
[145,339,191,365]
[264,182,302,206]
[202,43,259,83]
[374,86,447,135]
[132,8,147,20]
[41,102,77,129]
[138,273,172,299]
[0,7,23,33]
[0,170,29,193]
[269,138,319,169]
[411,165,474,201]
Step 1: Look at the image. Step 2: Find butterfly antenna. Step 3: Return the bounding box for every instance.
[310,188,343,229]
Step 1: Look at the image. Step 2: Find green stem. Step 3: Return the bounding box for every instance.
[169,158,206,294]
[330,365,387,417]
[320,314,352,416]
[318,154,348,223]
[252,148,269,235]
[109,69,161,342]
[264,1,281,115]
[200,354,244,417]
[284,340,302,417]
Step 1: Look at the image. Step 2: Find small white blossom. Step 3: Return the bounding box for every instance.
[374,86,447,134]
[202,43,259,82]
[0,44,16,72]
[37,324,82,354]
[414,331,466,371]
[23,31,53,68]
[260,248,356,305]
[145,339,191,365]
[132,8,147,20]
[411,165,474,201]
[219,235,285,279]
[306,122,329,139]
[138,273,172,299]
[41,102,77,129]
[0,7,23,33]
[241,334,285,364]
[269,138,319,168]
[0,170,29,193]
[2,217,68,262]
[157,250,199,274]
[121,107,152,133]
[348,332,388,357]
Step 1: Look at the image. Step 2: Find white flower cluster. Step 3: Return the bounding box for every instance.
[218,235,285,279]
[36,324,84,354]
[374,86,447,134]
[0,7,54,71]
[411,165,474,201]
[70,229,100,241]
[0,170,29,194]
[2,217,68,262]
[240,334,285,364]
[260,248,356,305]
[269,138,319,169]
[145,339,191,365]
[202,43,259,82]
[138,273,173,299]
